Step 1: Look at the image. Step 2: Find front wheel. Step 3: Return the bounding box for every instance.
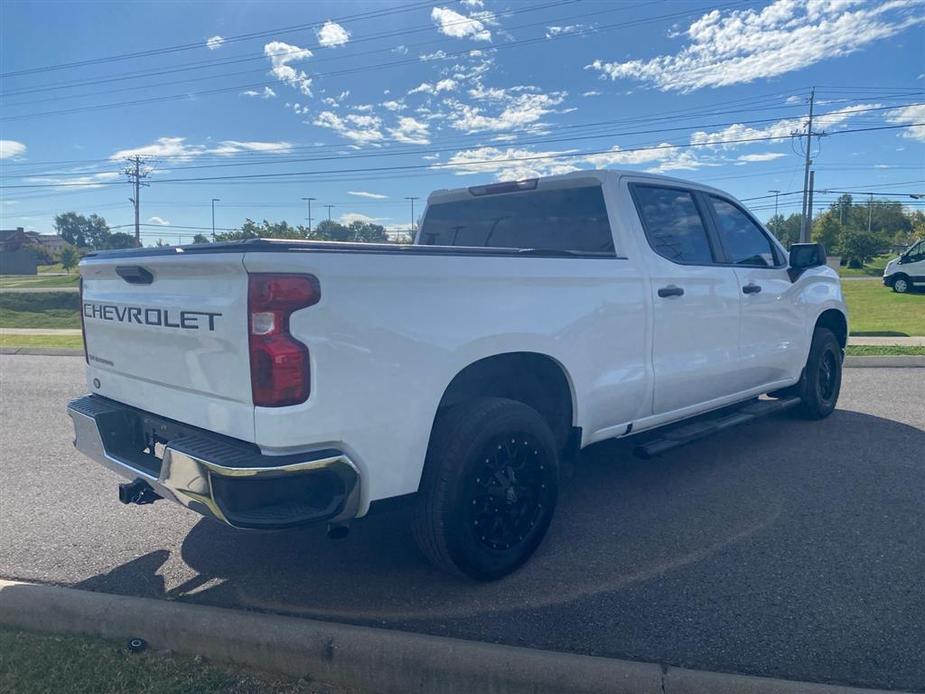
[892,275,911,293]
[412,397,559,581]
[795,327,842,419]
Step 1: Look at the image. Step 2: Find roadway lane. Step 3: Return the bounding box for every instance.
[1,355,923,691]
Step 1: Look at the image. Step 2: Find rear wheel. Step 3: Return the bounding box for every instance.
[892,275,911,293]
[795,327,842,419]
[413,397,559,581]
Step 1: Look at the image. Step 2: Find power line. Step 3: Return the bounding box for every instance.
[2,121,921,191]
[0,1,754,122]
[0,0,437,78]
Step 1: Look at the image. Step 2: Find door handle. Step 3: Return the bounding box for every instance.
[742,283,762,294]
[657,285,684,298]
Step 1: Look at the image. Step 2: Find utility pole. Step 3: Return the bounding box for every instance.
[794,88,824,243]
[124,156,149,247]
[768,189,781,218]
[404,196,420,241]
[806,171,815,237]
[301,196,316,232]
[211,198,220,241]
[323,204,335,222]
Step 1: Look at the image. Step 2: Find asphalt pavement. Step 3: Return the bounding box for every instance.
[1,355,923,691]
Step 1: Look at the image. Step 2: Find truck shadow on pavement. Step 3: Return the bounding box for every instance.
[77,408,925,631]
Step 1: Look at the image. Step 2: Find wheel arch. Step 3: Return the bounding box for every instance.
[815,308,848,350]
[431,352,577,455]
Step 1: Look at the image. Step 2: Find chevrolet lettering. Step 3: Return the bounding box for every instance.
[82,302,222,331]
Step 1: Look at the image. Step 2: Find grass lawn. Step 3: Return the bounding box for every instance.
[38,262,66,273]
[845,345,925,356]
[0,292,81,329]
[0,627,338,694]
[0,273,79,288]
[0,334,84,350]
[837,253,893,278]
[842,281,925,336]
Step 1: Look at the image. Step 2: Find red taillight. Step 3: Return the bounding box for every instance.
[248,274,319,407]
[79,276,88,364]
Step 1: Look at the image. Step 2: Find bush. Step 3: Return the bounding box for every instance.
[0,291,80,312]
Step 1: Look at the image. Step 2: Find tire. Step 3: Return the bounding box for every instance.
[892,275,911,293]
[795,327,842,419]
[412,397,559,581]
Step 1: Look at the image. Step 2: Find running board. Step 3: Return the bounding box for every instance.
[633,396,802,459]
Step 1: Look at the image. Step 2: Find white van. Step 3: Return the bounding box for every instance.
[883,238,925,293]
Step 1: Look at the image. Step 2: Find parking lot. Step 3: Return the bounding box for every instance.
[1,354,923,691]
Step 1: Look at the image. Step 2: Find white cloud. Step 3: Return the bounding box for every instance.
[110,136,201,161]
[388,116,430,144]
[392,44,409,55]
[340,212,383,225]
[886,103,925,142]
[737,152,788,162]
[110,137,292,161]
[206,35,224,50]
[460,0,484,6]
[431,7,492,41]
[24,171,121,190]
[545,24,586,38]
[582,90,601,97]
[408,78,458,95]
[442,146,581,180]
[690,103,882,148]
[0,140,26,159]
[419,49,448,61]
[447,91,566,133]
[316,21,350,47]
[210,140,293,156]
[313,111,384,144]
[587,0,924,91]
[148,216,170,225]
[382,99,406,112]
[347,191,388,199]
[241,86,277,99]
[264,41,313,95]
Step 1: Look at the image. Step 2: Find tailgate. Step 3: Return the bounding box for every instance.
[80,251,255,441]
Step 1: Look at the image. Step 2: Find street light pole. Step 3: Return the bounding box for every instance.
[404,196,420,242]
[768,189,781,218]
[301,196,316,232]
[323,204,335,222]
[211,198,220,241]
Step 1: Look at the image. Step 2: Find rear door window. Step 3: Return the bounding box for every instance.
[709,197,781,267]
[418,185,615,255]
[631,185,714,265]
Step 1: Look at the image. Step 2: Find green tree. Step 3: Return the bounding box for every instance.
[811,212,841,254]
[839,228,881,268]
[54,212,113,249]
[192,233,210,244]
[101,232,136,250]
[766,213,801,247]
[59,246,80,273]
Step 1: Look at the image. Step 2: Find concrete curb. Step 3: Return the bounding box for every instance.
[0,580,898,694]
[844,355,925,368]
[0,347,83,356]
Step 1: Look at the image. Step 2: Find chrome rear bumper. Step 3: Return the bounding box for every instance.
[67,395,360,529]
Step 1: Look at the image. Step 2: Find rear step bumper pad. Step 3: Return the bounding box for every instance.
[67,394,360,529]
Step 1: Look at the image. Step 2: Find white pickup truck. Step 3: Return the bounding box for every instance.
[68,169,847,580]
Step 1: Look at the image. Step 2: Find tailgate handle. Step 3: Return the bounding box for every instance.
[116,266,154,285]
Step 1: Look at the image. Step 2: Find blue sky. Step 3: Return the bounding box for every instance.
[1,0,923,244]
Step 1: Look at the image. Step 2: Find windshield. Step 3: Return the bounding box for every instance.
[418,185,615,255]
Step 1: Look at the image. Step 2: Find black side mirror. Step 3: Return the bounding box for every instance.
[788,242,826,281]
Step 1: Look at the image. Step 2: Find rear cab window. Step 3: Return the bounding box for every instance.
[419,183,616,256]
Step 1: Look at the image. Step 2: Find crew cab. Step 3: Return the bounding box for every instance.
[883,236,925,293]
[68,169,848,580]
